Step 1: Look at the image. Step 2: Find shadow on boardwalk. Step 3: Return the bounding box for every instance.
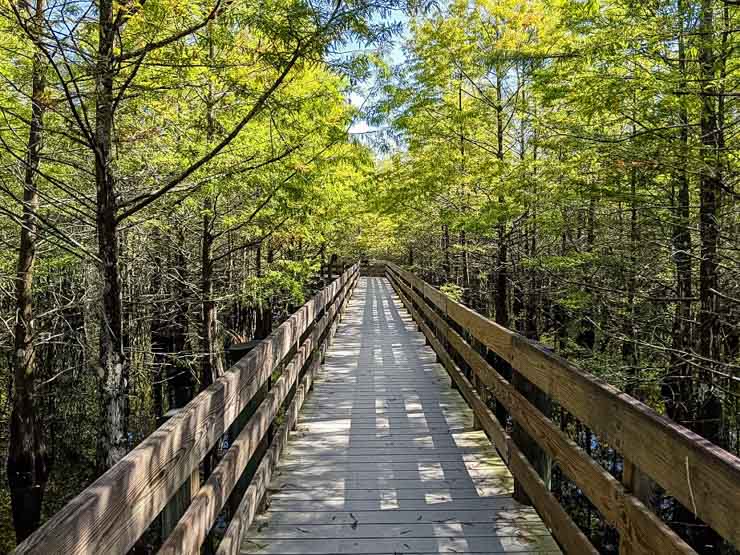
[241,277,560,554]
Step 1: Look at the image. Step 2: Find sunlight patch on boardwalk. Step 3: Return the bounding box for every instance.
[241,277,560,554]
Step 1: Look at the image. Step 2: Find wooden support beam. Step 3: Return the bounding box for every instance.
[13,265,358,555]
[159,268,357,554]
[511,371,551,506]
[386,262,740,551]
[388,273,596,555]
[159,408,201,543]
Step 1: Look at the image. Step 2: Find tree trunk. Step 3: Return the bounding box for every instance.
[7,0,50,540]
[460,230,469,291]
[664,0,693,424]
[94,0,128,473]
[697,0,723,444]
[168,228,193,409]
[201,198,222,388]
[442,224,451,282]
[254,243,272,339]
[622,171,638,391]
[494,68,508,328]
[200,47,223,389]
[524,109,539,340]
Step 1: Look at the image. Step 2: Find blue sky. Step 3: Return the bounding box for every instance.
[347,12,410,138]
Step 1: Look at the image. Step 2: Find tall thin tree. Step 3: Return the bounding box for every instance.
[7,0,50,541]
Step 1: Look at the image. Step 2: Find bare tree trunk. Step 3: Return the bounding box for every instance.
[664,0,694,424]
[149,248,165,420]
[494,68,508,327]
[200,27,224,390]
[7,0,50,540]
[442,224,451,282]
[169,228,193,408]
[95,0,128,473]
[576,197,596,350]
[201,198,222,387]
[623,170,639,394]
[458,79,469,293]
[151,226,193,414]
[525,133,538,340]
[697,0,723,445]
[254,243,272,339]
[460,230,469,290]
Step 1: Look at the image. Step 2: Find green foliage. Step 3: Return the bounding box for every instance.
[439,283,464,303]
[242,260,319,308]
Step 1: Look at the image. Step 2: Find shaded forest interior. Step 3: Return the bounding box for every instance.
[0,0,738,552]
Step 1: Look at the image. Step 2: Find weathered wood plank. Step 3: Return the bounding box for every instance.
[13,266,357,555]
[240,535,560,554]
[241,277,561,555]
[253,508,544,526]
[387,262,740,550]
[244,521,553,539]
[160,268,357,554]
[389,271,595,555]
[275,459,508,472]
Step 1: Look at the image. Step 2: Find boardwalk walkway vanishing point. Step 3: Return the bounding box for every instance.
[14,266,740,555]
[240,277,560,554]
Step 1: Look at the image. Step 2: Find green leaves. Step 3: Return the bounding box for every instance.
[242,259,317,307]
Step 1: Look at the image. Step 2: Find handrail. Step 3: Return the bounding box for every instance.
[385,261,740,555]
[15,263,359,555]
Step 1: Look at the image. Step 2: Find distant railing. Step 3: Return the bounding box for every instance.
[360,259,387,277]
[15,264,359,555]
[385,262,740,555]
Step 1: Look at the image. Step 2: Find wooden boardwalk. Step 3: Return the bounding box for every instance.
[17,266,739,555]
[241,277,560,554]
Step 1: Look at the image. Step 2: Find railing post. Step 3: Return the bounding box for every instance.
[472,373,482,428]
[162,467,200,541]
[510,339,552,505]
[160,408,200,542]
[619,458,654,555]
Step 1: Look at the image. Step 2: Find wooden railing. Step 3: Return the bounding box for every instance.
[15,263,359,555]
[385,262,740,555]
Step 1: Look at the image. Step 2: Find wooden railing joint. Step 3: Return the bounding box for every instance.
[384,261,739,555]
[14,264,359,555]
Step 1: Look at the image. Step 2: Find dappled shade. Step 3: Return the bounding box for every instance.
[240,277,558,554]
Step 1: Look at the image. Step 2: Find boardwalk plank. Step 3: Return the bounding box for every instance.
[240,277,560,555]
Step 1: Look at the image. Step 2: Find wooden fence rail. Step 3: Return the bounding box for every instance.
[385,261,740,555]
[14,264,359,555]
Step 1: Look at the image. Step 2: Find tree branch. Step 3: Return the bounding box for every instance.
[115,0,226,62]
[116,45,304,222]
